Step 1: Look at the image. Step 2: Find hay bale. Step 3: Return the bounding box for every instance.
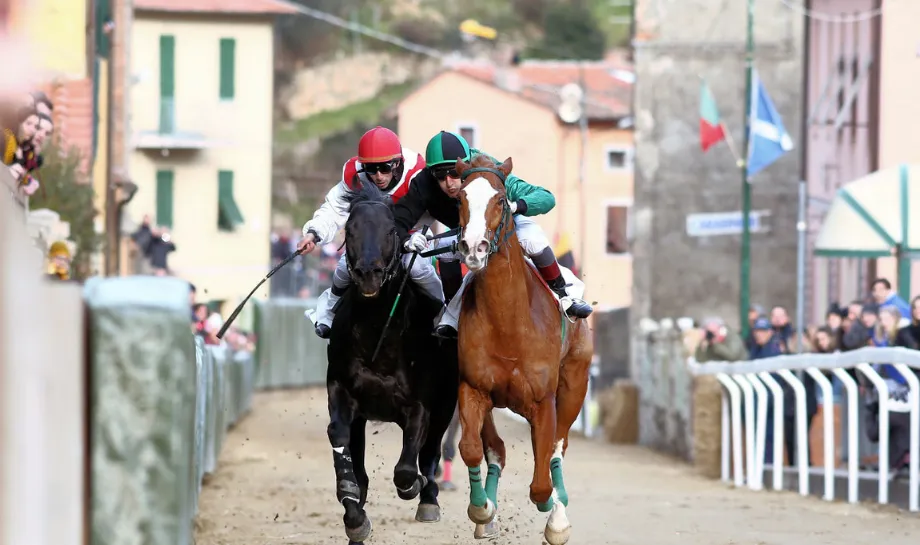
[599,379,639,444]
[692,375,723,478]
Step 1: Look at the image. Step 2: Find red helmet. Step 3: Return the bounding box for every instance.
[357,126,403,164]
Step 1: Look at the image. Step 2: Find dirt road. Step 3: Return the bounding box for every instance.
[195,389,920,545]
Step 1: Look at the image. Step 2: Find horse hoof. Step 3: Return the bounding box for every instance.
[397,475,426,501]
[439,480,457,491]
[543,503,571,545]
[467,498,496,525]
[345,516,372,543]
[474,511,500,539]
[415,503,441,523]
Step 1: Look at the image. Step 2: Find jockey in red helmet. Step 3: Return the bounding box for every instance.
[297,126,442,339]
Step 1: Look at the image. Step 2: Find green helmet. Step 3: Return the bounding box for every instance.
[425,131,471,169]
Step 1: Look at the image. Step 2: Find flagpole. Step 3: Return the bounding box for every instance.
[739,0,755,338]
[719,121,742,165]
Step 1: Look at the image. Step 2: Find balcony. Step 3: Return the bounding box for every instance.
[134,97,222,152]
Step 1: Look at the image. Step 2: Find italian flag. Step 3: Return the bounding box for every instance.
[699,80,726,152]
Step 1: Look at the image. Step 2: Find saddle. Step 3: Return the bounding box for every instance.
[521,258,578,320]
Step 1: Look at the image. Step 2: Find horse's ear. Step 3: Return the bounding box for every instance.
[498,157,513,178]
[455,158,471,175]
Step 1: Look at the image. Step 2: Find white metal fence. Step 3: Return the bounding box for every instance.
[689,346,919,511]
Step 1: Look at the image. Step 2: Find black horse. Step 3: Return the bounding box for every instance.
[326,180,459,544]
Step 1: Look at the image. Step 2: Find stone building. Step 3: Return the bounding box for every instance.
[631,0,805,342]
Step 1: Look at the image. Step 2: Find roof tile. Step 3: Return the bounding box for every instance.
[452,59,633,121]
[134,0,299,15]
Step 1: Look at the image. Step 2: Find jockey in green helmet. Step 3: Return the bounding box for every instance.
[393,130,593,339]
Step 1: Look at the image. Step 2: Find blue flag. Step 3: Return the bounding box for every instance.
[746,70,794,178]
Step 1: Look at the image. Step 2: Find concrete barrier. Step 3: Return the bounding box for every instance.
[254,298,327,389]
[1,167,258,545]
[83,275,256,545]
[1,173,85,545]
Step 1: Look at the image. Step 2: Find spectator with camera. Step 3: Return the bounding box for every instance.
[693,316,748,363]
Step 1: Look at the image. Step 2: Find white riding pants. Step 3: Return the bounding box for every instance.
[437,216,584,329]
[312,251,445,329]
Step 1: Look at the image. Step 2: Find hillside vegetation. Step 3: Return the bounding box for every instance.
[276,0,631,68]
[271,0,632,223]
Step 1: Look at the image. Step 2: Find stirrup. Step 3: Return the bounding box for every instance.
[564,298,593,319]
[434,324,457,339]
[315,323,331,339]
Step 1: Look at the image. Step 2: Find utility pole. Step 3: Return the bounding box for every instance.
[578,62,588,280]
[739,0,755,338]
[101,12,118,276]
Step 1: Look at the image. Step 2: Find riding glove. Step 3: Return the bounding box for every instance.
[404,231,428,253]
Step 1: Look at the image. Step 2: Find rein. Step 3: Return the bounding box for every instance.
[460,167,515,255]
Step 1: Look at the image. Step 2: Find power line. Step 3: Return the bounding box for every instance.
[774,0,883,23]
[282,1,448,59]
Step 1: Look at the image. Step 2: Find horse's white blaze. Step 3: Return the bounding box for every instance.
[461,177,498,252]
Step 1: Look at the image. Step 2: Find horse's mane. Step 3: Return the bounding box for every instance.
[343,179,392,215]
[468,153,495,169]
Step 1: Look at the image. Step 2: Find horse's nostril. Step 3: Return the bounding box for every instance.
[459,240,470,253]
[477,241,489,255]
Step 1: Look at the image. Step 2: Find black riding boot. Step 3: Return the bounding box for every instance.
[547,276,593,319]
[434,324,457,339]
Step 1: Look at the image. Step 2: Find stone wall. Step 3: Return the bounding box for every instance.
[281,52,440,120]
[0,170,85,545]
[631,0,805,338]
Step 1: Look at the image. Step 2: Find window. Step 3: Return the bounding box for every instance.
[604,146,633,172]
[159,35,175,133]
[156,170,174,228]
[605,204,630,255]
[217,170,245,231]
[456,123,478,147]
[219,38,235,100]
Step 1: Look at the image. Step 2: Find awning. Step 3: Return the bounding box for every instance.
[814,163,918,298]
[814,164,920,258]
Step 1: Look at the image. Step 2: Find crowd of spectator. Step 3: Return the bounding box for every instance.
[188,282,254,352]
[269,227,343,299]
[691,277,918,476]
[2,89,54,203]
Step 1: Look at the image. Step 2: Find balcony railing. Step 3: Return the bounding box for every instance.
[136,97,245,151]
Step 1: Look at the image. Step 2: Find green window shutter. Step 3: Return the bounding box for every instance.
[159,35,175,133]
[219,38,235,100]
[218,170,245,231]
[156,170,174,228]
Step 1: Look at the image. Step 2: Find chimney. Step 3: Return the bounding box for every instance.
[490,45,522,92]
[493,67,521,92]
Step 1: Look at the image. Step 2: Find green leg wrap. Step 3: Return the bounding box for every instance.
[550,456,568,507]
[536,496,554,513]
[485,463,501,505]
[468,465,488,508]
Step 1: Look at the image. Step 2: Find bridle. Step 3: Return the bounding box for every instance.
[460,167,514,255]
[344,200,402,286]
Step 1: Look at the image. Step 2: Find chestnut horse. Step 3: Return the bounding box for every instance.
[453,154,594,545]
